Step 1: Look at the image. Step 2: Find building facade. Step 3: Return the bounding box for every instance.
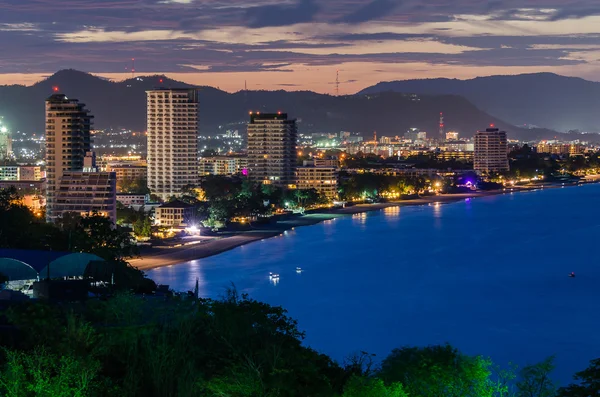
[199,156,248,176]
[474,128,509,173]
[295,166,338,200]
[247,113,297,187]
[53,171,117,224]
[437,151,474,162]
[154,200,196,228]
[147,89,199,201]
[116,194,146,207]
[0,166,43,181]
[0,125,11,161]
[45,93,93,222]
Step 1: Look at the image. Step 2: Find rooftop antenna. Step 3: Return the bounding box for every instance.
[335,70,340,96]
[439,112,445,140]
[245,80,247,91]
[131,58,135,79]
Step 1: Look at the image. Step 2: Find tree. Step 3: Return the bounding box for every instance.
[0,347,106,397]
[516,357,556,397]
[558,358,600,397]
[342,376,408,397]
[378,344,497,397]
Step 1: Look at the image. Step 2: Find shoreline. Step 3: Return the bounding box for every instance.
[130,183,580,271]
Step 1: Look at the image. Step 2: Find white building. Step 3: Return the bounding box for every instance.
[0,119,11,161]
[474,128,509,173]
[199,156,248,176]
[45,93,93,222]
[116,194,146,207]
[295,166,338,200]
[147,89,199,201]
[0,166,42,181]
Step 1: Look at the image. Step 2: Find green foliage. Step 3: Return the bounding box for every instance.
[557,358,600,396]
[339,173,429,200]
[342,376,408,397]
[516,357,557,397]
[378,344,498,397]
[117,177,149,195]
[0,348,105,397]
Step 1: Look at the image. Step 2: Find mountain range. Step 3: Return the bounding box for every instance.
[360,73,600,133]
[0,69,583,141]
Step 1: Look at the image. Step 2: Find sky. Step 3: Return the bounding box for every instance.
[3,0,600,93]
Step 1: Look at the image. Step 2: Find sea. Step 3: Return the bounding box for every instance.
[147,184,600,384]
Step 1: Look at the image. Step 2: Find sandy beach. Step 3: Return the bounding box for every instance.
[130,186,555,271]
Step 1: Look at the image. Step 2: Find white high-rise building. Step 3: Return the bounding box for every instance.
[45,93,93,222]
[474,128,509,173]
[146,89,199,201]
[0,117,11,161]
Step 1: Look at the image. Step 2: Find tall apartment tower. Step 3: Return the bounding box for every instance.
[0,117,11,161]
[247,112,297,187]
[474,127,509,173]
[146,89,199,201]
[45,93,93,222]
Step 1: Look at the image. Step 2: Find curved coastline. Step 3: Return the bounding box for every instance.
[130,183,584,271]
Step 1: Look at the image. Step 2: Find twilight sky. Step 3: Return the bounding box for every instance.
[2,0,600,93]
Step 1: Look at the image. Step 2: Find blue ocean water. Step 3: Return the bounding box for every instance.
[147,184,600,384]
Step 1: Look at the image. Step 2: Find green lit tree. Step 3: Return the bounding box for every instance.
[378,344,498,397]
[342,376,408,397]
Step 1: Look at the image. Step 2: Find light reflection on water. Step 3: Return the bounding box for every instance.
[147,184,600,385]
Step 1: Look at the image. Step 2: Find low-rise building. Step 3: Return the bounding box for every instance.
[199,156,248,176]
[116,194,146,207]
[0,165,42,181]
[155,200,196,228]
[437,151,474,161]
[0,179,45,195]
[107,164,147,182]
[295,166,338,200]
[53,171,117,224]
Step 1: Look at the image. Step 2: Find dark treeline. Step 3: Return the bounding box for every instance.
[0,290,599,396]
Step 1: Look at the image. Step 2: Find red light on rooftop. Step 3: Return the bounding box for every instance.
[159,78,163,83]
[490,123,495,128]
[52,86,59,92]
[277,111,281,115]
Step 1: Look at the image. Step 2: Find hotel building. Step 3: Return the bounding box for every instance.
[247,112,297,187]
[147,89,199,201]
[45,93,93,222]
[474,128,509,173]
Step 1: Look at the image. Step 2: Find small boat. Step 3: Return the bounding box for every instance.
[296,267,302,274]
[269,273,280,279]
[569,272,576,278]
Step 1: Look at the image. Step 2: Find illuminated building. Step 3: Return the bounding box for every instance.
[0,118,11,161]
[446,131,459,140]
[45,93,93,222]
[199,156,248,176]
[474,128,509,173]
[0,166,42,181]
[155,200,195,227]
[116,194,146,207]
[536,142,585,155]
[147,89,199,201]
[247,112,297,187]
[98,155,145,171]
[314,157,340,168]
[437,151,474,161]
[53,171,117,224]
[107,164,147,180]
[295,166,338,200]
